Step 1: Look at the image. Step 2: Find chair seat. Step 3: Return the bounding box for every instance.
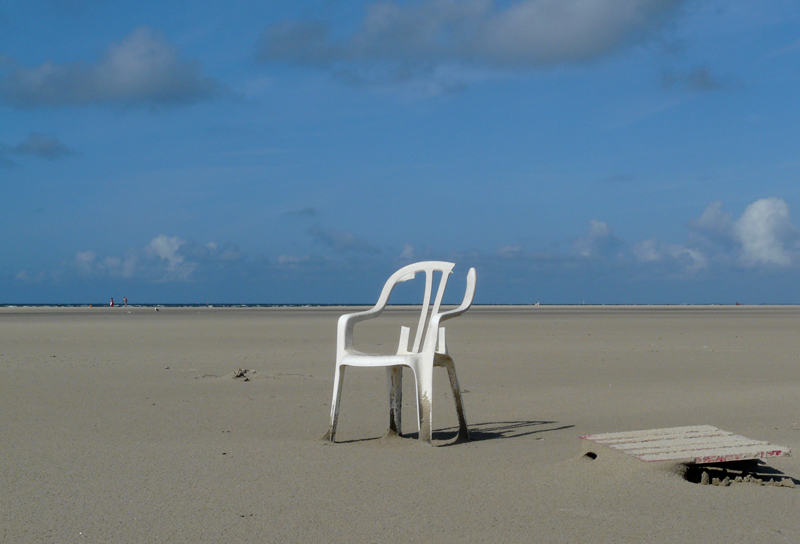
[340,352,421,368]
[340,351,454,368]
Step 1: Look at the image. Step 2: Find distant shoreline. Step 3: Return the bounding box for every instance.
[2,303,799,308]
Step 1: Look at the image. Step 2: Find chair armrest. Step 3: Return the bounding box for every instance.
[337,305,385,355]
[336,267,424,356]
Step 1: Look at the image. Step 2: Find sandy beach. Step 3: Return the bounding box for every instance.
[1,305,798,543]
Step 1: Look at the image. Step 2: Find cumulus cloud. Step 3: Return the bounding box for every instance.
[497,245,522,258]
[733,198,799,267]
[17,197,800,304]
[69,248,138,279]
[400,243,416,260]
[277,254,311,265]
[179,239,243,263]
[574,220,622,258]
[258,0,687,85]
[73,250,97,272]
[0,27,221,109]
[683,198,800,269]
[66,234,246,282]
[144,235,195,279]
[306,224,380,254]
[632,239,707,275]
[690,200,732,237]
[572,199,800,277]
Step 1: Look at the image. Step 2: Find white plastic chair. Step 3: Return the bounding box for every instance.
[324,261,476,444]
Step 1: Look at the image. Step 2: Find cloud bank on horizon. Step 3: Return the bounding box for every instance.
[13,197,800,304]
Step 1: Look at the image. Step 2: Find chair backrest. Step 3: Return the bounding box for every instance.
[374,261,456,354]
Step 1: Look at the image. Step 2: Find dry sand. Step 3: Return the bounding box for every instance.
[1,305,798,543]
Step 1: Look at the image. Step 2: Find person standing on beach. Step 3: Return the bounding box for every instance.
[123,297,128,307]
[110,298,115,307]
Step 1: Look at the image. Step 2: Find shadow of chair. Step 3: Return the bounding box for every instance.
[431,420,576,444]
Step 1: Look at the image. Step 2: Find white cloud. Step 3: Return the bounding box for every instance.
[306,224,379,254]
[102,256,121,268]
[75,250,96,262]
[587,198,800,276]
[73,250,97,273]
[0,27,221,109]
[681,198,800,271]
[18,198,800,302]
[259,0,687,85]
[497,245,522,258]
[574,220,622,258]
[119,253,138,279]
[277,254,310,265]
[632,239,661,262]
[62,235,247,282]
[733,198,799,267]
[145,235,196,279]
[664,244,707,270]
[690,201,732,236]
[146,235,184,266]
[632,238,707,276]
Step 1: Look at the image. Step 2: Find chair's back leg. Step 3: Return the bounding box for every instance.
[444,362,469,441]
[386,366,403,436]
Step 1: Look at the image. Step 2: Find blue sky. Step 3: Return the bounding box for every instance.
[1,0,799,304]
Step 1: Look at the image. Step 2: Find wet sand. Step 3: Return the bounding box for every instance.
[1,305,798,542]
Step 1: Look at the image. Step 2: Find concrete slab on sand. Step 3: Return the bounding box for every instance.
[581,425,791,464]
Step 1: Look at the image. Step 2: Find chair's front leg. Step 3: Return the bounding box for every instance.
[416,363,434,444]
[323,364,346,442]
[386,366,403,436]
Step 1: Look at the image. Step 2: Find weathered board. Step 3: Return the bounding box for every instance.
[580,425,791,464]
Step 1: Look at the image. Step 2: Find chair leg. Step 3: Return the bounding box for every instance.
[386,366,403,436]
[323,364,346,442]
[444,363,469,441]
[415,365,434,444]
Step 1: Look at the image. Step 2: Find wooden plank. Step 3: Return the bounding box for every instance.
[636,445,791,463]
[610,436,768,453]
[582,425,718,442]
[580,426,792,464]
